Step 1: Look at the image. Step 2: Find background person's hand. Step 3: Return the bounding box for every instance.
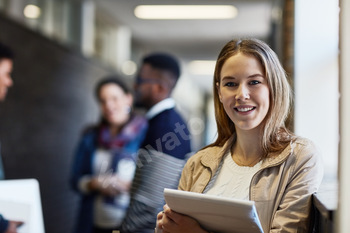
[89,175,131,197]
[5,220,24,233]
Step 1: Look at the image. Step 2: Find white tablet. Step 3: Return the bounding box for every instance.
[164,188,263,233]
[0,179,45,233]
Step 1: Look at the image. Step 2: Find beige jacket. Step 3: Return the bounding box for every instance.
[178,136,324,233]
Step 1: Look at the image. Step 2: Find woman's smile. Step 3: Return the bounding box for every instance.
[234,106,255,113]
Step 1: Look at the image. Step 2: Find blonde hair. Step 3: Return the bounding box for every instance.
[210,38,294,155]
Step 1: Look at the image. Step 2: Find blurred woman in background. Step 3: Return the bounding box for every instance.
[70,76,148,233]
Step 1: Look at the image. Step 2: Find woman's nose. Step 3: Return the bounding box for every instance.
[235,85,250,100]
[105,101,114,110]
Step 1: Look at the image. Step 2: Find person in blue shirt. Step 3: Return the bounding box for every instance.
[0,42,24,233]
[120,53,192,233]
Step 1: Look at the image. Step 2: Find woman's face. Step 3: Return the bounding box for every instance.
[217,52,270,133]
[98,83,132,127]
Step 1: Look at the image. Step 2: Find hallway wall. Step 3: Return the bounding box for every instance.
[0,14,113,233]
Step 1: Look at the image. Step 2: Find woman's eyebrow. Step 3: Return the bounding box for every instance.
[221,74,264,80]
[247,73,265,79]
[221,76,236,81]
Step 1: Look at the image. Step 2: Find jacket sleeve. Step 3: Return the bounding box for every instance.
[270,141,324,233]
[69,129,95,193]
[0,214,9,233]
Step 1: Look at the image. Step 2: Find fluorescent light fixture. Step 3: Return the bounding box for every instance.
[188,60,216,75]
[24,4,41,19]
[134,5,238,20]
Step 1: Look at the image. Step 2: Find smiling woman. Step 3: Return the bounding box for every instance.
[156,38,324,233]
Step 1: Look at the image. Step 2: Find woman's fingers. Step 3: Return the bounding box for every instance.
[164,207,182,224]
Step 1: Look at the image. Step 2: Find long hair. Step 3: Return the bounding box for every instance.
[210,38,294,155]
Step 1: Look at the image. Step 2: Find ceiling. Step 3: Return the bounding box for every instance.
[92,0,279,94]
[94,0,277,61]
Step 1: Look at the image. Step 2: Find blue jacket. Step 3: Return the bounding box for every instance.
[0,215,9,233]
[120,107,192,232]
[70,116,147,233]
[141,108,192,159]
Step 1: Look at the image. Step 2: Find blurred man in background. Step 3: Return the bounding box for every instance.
[120,53,192,233]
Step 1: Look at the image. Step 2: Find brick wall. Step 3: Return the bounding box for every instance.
[0,14,113,233]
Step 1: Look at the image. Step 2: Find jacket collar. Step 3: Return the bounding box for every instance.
[145,98,175,120]
[200,135,295,172]
[200,136,234,172]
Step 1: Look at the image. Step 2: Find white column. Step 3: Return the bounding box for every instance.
[337,0,350,232]
[81,0,95,56]
[114,26,131,70]
[42,0,54,37]
[294,0,339,179]
[96,22,131,70]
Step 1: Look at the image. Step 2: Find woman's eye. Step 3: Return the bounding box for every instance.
[249,80,261,85]
[224,82,236,87]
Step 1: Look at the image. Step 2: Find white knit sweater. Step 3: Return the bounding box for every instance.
[204,152,262,200]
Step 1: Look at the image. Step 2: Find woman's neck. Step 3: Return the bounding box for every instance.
[108,115,131,136]
[232,129,264,167]
[109,125,121,136]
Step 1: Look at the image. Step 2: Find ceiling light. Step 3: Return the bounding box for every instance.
[24,4,41,19]
[134,5,238,20]
[121,60,137,76]
[188,60,216,75]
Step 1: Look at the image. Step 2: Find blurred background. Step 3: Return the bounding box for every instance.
[0,0,346,232]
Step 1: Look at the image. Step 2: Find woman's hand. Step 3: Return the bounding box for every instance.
[157,205,208,233]
[155,210,165,233]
